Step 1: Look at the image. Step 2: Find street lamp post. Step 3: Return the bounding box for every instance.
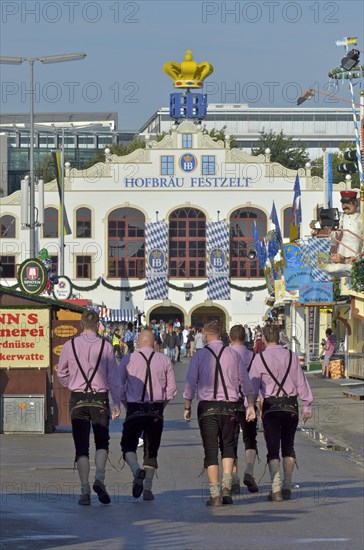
[0,53,86,258]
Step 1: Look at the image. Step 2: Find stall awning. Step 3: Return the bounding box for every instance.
[100,308,135,322]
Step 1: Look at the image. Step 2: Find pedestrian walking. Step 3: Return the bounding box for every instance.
[165,324,178,363]
[183,321,256,507]
[322,328,336,378]
[120,329,177,500]
[249,324,313,501]
[229,324,259,494]
[124,322,135,354]
[58,310,121,505]
[194,328,205,351]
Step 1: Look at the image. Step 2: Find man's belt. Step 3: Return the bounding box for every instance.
[126,401,164,418]
[262,396,298,416]
[69,391,109,413]
[197,400,239,421]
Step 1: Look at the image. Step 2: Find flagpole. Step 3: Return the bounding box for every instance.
[60,127,65,276]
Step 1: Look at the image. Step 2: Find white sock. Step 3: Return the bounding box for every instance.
[269,459,281,493]
[95,449,108,483]
[144,466,155,491]
[222,473,232,490]
[125,452,140,477]
[209,483,220,498]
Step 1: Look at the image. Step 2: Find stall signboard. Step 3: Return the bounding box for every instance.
[284,268,311,290]
[299,282,333,304]
[0,308,50,368]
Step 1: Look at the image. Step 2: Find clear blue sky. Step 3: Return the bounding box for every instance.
[1,0,363,130]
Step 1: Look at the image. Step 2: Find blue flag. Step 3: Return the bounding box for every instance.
[292,173,301,226]
[270,201,282,243]
[253,220,267,269]
[268,234,280,259]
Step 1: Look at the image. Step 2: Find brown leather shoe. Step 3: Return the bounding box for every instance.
[221,488,233,505]
[206,496,222,507]
[282,488,292,500]
[243,473,259,493]
[267,491,283,502]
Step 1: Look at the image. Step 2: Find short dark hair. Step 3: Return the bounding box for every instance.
[229,324,245,343]
[326,328,333,336]
[203,320,221,337]
[81,310,99,329]
[262,324,280,344]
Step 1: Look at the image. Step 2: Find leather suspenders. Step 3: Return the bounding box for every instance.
[260,350,292,397]
[205,346,229,400]
[138,351,155,402]
[71,337,106,393]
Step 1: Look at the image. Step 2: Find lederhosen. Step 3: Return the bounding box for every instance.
[121,351,164,468]
[236,352,258,451]
[69,338,110,459]
[197,346,239,467]
[260,350,299,461]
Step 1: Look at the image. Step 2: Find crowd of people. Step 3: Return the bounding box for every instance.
[99,317,291,364]
[57,311,313,507]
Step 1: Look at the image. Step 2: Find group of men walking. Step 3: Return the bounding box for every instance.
[58,311,313,506]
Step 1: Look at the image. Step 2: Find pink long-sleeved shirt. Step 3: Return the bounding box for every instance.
[57,331,121,407]
[249,344,313,414]
[183,339,254,402]
[120,347,177,403]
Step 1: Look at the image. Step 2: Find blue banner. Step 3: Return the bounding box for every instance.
[207,221,230,300]
[299,281,333,304]
[284,268,312,290]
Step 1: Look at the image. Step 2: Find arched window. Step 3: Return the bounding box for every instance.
[43,207,58,238]
[0,215,16,238]
[108,207,145,278]
[283,206,294,239]
[230,207,267,278]
[169,208,206,278]
[76,207,91,238]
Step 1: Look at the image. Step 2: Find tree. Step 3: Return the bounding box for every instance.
[83,138,146,169]
[208,126,238,148]
[251,130,310,170]
[35,155,56,183]
[311,142,360,188]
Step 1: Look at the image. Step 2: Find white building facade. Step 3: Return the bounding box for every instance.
[1,121,346,333]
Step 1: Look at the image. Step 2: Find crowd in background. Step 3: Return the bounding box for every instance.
[97,317,291,363]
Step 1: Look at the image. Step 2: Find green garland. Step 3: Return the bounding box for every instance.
[1,277,266,296]
[350,256,364,293]
[57,276,267,294]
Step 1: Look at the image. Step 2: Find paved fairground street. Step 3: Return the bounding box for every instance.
[1,359,363,550]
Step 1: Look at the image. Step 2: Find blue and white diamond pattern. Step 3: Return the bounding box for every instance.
[207,221,230,300]
[145,222,169,300]
[300,238,331,282]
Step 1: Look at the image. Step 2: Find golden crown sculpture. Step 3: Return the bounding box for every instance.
[164,49,214,89]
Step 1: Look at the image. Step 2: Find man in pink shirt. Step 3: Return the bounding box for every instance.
[229,324,259,494]
[120,329,177,501]
[183,321,256,507]
[58,310,121,506]
[249,324,313,502]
